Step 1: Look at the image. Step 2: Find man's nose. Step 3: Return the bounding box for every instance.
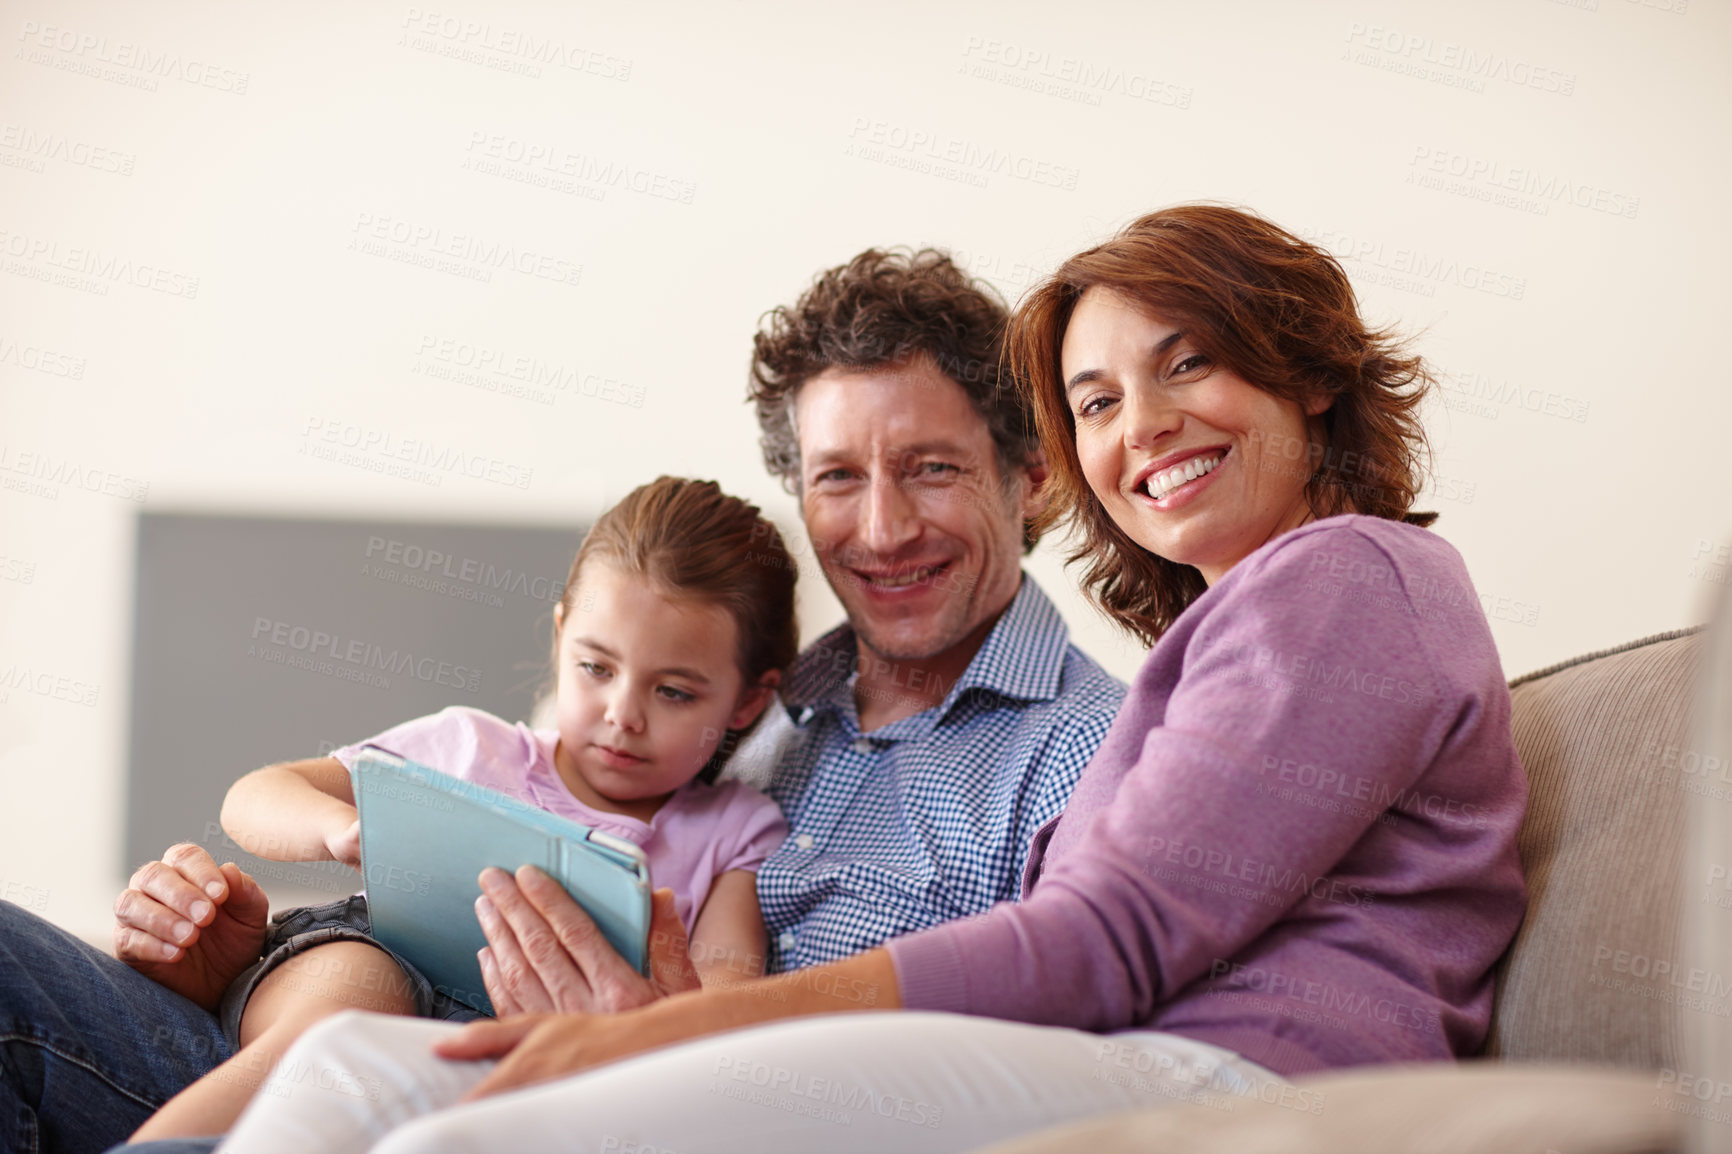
[860,471,921,555]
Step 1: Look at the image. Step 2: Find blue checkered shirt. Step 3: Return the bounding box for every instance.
[758,575,1126,972]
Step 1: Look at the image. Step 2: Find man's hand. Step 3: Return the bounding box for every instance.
[474,866,700,1016]
[112,843,272,1012]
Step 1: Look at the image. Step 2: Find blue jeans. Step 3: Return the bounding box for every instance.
[0,900,232,1154]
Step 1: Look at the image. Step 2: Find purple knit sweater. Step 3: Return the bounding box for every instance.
[886,516,1528,1078]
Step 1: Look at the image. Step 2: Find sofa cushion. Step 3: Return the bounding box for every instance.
[971,1064,1682,1154]
[1486,629,1706,1065]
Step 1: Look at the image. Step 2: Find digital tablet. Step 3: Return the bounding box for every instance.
[351,746,652,1015]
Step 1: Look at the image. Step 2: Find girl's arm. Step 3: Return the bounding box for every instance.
[685,870,768,988]
[220,756,360,867]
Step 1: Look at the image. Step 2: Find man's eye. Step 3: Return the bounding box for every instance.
[814,468,854,485]
[919,462,960,476]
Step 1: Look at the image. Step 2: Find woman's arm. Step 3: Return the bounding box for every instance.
[436,946,901,1099]
[686,870,768,987]
[220,756,361,867]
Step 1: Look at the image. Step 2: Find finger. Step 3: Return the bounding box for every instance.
[128,860,217,927]
[516,866,620,976]
[647,889,700,994]
[431,1014,541,1061]
[460,1046,539,1102]
[485,869,595,1009]
[478,947,521,1017]
[161,843,230,903]
[218,862,271,928]
[475,892,556,1013]
[113,922,183,964]
[113,887,202,951]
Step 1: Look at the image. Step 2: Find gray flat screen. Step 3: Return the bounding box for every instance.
[125,512,582,902]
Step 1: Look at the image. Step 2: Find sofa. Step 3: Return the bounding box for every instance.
[980,599,1730,1154]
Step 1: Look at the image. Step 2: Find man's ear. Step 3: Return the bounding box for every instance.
[728,669,782,730]
[1020,449,1052,522]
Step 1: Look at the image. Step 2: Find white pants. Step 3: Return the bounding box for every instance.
[215,1010,1287,1154]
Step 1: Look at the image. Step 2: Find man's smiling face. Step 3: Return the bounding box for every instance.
[794,353,1035,665]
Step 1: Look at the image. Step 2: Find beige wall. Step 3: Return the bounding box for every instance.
[2,0,1727,940]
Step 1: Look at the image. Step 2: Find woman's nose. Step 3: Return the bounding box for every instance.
[1122,385,1182,451]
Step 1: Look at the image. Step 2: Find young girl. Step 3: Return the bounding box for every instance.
[129,476,798,1143]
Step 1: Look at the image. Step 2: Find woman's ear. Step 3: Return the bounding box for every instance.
[1303,390,1335,417]
[553,600,565,636]
[728,669,782,730]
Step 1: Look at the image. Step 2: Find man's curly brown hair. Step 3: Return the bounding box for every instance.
[748,248,1044,549]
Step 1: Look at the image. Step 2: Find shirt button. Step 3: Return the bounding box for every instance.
[794,833,815,850]
[851,737,873,754]
[777,930,797,951]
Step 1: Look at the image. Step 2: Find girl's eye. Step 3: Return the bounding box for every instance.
[656,685,695,703]
[577,660,609,678]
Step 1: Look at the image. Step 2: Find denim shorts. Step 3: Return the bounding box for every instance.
[217,894,487,1050]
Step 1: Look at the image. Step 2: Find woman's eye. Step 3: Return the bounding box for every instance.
[577,661,608,678]
[1172,353,1210,377]
[657,685,695,703]
[1077,394,1115,418]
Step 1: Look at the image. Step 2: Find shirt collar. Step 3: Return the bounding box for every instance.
[783,574,1071,726]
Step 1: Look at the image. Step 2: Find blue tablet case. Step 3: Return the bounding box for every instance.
[351,746,651,1015]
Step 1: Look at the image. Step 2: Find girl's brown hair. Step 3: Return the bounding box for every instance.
[555,476,799,782]
[1008,203,1435,646]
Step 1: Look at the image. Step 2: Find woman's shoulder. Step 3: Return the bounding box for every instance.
[1241,514,1472,592]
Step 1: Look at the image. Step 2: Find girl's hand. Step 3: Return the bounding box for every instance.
[324,815,362,870]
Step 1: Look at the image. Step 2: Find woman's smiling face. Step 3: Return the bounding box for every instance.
[1061,287,1331,585]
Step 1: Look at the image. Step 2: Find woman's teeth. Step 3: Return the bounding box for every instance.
[1142,453,1223,501]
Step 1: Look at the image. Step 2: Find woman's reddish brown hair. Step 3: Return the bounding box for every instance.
[1008,204,1435,645]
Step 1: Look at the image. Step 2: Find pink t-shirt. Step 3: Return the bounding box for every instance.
[332,706,786,935]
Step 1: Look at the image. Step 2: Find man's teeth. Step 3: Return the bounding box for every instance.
[867,568,935,587]
[1143,453,1223,501]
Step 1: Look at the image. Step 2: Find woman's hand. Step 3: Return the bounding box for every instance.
[474,866,701,1016]
[438,946,904,1100]
[433,1012,639,1100]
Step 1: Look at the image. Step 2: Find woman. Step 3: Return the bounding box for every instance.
[209,205,1528,1154]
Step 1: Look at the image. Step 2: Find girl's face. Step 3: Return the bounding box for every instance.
[551,560,775,815]
[1060,287,1330,585]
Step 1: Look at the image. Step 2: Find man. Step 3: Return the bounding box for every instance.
[0,248,1123,1153]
